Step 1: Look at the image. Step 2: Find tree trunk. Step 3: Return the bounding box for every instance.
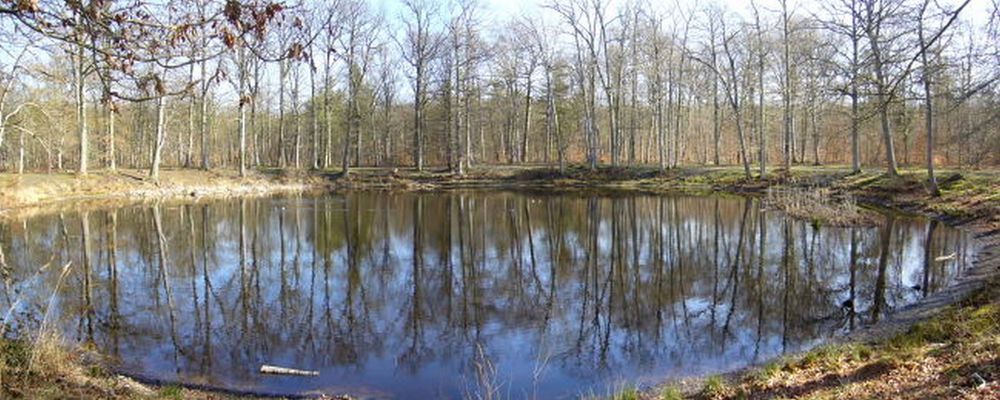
[755,8,767,178]
[75,43,88,175]
[323,51,333,169]
[850,0,862,173]
[186,64,195,168]
[17,126,24,174]
[238,49,249,178]
[150,95,167,181]
[782,0,793,173]
[239,98,248,177]
[200,38,210,170]
[278,59,288,168]
[108,103,116,171]
[310,58,319,170]
[292,63,302,169]
[414,62,424,172]
[521,75,532,163]
[918,7,940,195]
[867,26,899,176]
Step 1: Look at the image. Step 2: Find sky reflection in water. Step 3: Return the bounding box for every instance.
[0,192,973,399]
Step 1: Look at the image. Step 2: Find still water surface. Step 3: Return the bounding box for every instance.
[0,191,973,399]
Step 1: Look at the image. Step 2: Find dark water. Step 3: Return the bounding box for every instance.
[0,192,974,399]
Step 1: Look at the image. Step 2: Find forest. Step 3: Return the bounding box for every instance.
[0,0,997,192]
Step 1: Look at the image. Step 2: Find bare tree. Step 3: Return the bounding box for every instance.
[401,0,443,172]
[858,0,910,176]
[751,1,769,177]
[0,45,31,171]
[917,0,972,194]
[447,0,484,175]
[821,0,866,173]
[337,0,381,175]
[524,17,565,172]
[548,0,602,170]
[780,0,796,172]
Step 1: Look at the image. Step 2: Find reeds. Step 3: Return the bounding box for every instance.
[763,187,876,227]
[1,261,72,394]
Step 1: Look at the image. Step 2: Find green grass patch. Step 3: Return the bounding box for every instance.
[701,375,729,398]
[156,385,184,399]
[659,385,684,400]
[796,343,872,371]
[749,359,785,385]
[612,385,640,400]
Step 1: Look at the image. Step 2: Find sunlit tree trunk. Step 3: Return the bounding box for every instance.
[149,93,167,181]
[74,41,88,175]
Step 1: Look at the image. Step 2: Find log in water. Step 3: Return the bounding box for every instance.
[259,365,319,377]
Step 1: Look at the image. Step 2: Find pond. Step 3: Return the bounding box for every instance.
[0,191,974,399]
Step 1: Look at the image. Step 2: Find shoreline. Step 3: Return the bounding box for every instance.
[1,165,997,399]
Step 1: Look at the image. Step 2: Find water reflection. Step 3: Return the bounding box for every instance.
[0,192,972,399]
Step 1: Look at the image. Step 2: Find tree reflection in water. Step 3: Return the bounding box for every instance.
[0,192,972,399]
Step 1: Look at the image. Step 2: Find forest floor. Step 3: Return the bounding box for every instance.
[1,164,999,399]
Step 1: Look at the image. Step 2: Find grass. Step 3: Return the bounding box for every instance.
[156,385,184,400]
[660,385,684,400]
[0,336,269,399]
[0,334,115,399]
[700,375,730,399]
[612,386,641,400]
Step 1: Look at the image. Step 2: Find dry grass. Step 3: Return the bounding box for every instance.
[464,344,507,400]
[0,169,326,222]
[762,187,877,227]
[0,333,152,399]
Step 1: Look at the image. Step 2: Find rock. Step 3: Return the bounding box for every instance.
[971,372,986,388]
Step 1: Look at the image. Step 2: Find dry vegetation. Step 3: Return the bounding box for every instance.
[762,187,876,227]
[0,169,329,215]
[2,333,176,399]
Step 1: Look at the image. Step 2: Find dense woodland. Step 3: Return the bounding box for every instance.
[0,0,997,191]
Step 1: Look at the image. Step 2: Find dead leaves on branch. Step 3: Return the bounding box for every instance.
[222,0,285,41]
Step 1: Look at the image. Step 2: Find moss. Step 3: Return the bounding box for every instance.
[796,343,872,371]
[963,304,1000,338]
[156,385,184,400]
[929,203,966,217]
[810,218,823,230]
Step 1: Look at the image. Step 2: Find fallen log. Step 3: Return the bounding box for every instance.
[935,252,957,262]
[259,364,319,377]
